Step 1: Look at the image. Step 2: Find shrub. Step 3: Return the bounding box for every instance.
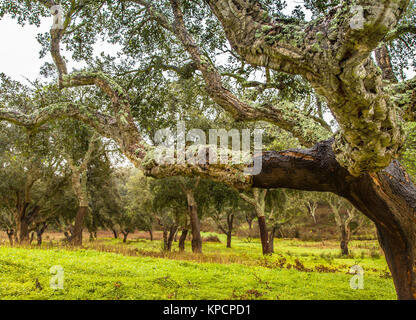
[202,234,221,242]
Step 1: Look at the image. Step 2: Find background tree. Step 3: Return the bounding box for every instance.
[125,169,155,241]
[151,177,188,252]
[0,122,66,244]
[52,121,103,246]
[240,189,270,254]
[326,193,361,256]
[265,189,302,253]
[208,182,244,248]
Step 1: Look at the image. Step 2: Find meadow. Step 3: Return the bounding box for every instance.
[0,232,396,300]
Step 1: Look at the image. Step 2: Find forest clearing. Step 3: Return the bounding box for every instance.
[0,232,395,300]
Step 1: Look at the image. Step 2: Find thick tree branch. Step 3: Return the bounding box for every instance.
[65,135,99,208]
[0,102,110,132]
[35,1,147,163]
[204,0,410,176]
[165,0,330,147]
[205,0,310,75]
[385,23,416,41]
[0,101,141,167]
[143,139,350,193]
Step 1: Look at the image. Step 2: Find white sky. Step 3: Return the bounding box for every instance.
[0,3,413,83]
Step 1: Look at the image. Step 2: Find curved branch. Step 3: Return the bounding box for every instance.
[142,139,350,193]
[37,0,146,162]
[0,102,142,167]
[165,0,330,147]
[205,0,310,75]
[204,0,410,176]
[60,71,147,160]
[385,23,416,42]
[0,102,110,133]
[333,0,410,68]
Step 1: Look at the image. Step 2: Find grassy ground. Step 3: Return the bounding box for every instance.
[0,233,396,300]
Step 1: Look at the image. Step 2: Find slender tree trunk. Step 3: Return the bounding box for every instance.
[186,190,202,254]
[112,229,118,239]
[37,233,42,246]
[226,231,232,248]
[6,230,14,246]
[268,227,276,253]
[36,223,47,246]
[122,231,129,243]
[179,228,188,252]
[340,225,349,256]
[29,232,35,244]
[246,212,254,230]
[70,206,88,246]
[167,225,177,252]
[163,229,168,251]
[257,216,270,255]
[247,220,252,230]
[148,229,153,241]
[226,214,234,248]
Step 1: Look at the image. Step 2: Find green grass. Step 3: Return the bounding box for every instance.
[0,235,396,300]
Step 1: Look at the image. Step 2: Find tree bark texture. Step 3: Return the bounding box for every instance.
[186,190,202,254]
[70,206,88,246]
[179,228,188,252]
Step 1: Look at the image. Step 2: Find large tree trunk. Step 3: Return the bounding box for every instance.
[70,206,88,246]
[346,175,416,300]
[179,228,188,252]
[186,190,202,254]
[16,216,30,244]
[251,139,416,300]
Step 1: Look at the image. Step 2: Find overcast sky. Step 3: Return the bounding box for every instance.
[0,2,312,83]
[0,3,413,83]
